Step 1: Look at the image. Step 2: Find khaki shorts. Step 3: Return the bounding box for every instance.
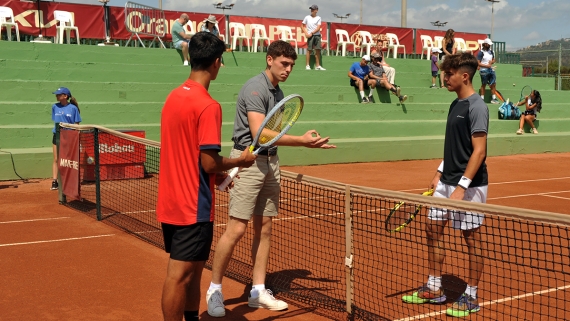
[228,148,280,220]
[307,35,321,51]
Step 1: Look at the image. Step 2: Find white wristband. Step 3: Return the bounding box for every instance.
[458,176,472,190]
[437,161,444,173]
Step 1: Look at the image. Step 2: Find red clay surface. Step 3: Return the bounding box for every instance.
[2,152,570,320]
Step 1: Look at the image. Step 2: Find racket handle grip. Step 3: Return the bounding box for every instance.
[217,167,241,191]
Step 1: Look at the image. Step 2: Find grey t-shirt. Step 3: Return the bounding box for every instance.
[232,72,284,154]
[369,62,385,77]
[441,93,489,187]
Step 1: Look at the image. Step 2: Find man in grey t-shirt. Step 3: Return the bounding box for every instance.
[402,53,488,318]
[206,41,336,317]
[368,53,407,103]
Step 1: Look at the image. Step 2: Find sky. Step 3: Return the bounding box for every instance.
[70,0,570,51]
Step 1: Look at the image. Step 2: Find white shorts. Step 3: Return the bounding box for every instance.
[428,181,487,230]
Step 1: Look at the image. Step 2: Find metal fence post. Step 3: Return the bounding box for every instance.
[558,43,562,91]
[94,128,102,221]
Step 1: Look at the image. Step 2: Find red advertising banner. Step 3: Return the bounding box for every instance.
[329,23,414,55]
[59,129,80,201]
[228,15,327,49]
[0,0,487,53]
[416,29,488,55]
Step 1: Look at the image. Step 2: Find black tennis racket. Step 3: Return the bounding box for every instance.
[385,189,434,233]
[217,94,304,191]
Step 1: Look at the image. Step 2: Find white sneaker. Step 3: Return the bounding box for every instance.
[248,289,288,311]
[183,61,189,66]
[315,66,326,70]
[305,65,311,70]
[206,289,225,317]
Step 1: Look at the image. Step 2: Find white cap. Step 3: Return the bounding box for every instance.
[362,55,370,62]
[483,38,493,45]
[431,47,442,53]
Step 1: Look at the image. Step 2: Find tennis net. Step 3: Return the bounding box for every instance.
[62,124,570,321]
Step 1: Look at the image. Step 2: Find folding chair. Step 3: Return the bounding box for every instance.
[357,30,374,57]
[420,35,433,60]
[386,33,406,58]
[0,6,19,42]
[54,10,80,45]
[250,24,271,53]
[335,29,356,57]
[276,25,297,52]
[229,22,250,52]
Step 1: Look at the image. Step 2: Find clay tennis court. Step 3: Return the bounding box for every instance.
[1,152,570,320]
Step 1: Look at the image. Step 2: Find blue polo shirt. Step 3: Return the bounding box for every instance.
[349,62,370,80]
[52,103,81,133]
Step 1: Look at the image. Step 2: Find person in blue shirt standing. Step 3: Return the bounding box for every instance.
[51,87,81,190]
[348,55,375,103]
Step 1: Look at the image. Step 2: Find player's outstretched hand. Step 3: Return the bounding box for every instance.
[238,149,257,168]
[302,130,337,149]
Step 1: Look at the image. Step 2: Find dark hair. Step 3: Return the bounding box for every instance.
[266,40,297,61]
[189,32,225,70]
[440,52,478,82]
[532,90,542,113]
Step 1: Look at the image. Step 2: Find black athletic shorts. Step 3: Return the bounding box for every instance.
[350,78,370,89]
[161,222,214,261]
[52,133,56,145]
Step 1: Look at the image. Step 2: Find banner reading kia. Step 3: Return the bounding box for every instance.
[59,128,80,201]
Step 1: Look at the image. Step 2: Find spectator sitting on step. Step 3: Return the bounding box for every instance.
[172,14,193,66]
[201,15,224,66]
[368,53,407,103]
[515,90,542,135]
[371,38,397,87]
[348,55,376,103]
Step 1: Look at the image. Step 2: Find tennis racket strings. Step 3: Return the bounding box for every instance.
[256,96,303,147]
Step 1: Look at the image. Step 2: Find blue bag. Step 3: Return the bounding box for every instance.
[498,101,521,120]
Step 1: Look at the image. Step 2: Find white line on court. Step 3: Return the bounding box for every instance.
[394,283,570,321]
[0,217,70,224]
[488,190,570,200]
[400,176,570,193]
[0,234,114,247]
[543,194,570,201]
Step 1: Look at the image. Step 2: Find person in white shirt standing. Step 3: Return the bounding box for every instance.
[477,38,500,104]
[302,4,326,70]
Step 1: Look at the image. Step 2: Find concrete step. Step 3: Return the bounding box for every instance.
[3,118,569,149]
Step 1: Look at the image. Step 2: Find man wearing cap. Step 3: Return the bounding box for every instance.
[477,38,500,104]
[369,53,407,103]
[431,47,443,88]
[172,14,193,66]
[302,5,326,71]
[348,55,375,103]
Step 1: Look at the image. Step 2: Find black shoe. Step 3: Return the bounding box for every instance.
[51,180,58,190]
[399,95,408,103]
[361,97,369,104]
[368,96,375,103]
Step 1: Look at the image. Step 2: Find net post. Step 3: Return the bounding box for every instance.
[344,185,354,315]
[94,128,102,221]
[56,123,67,204]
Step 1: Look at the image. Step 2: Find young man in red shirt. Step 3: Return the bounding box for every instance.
[156,31,256,321]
